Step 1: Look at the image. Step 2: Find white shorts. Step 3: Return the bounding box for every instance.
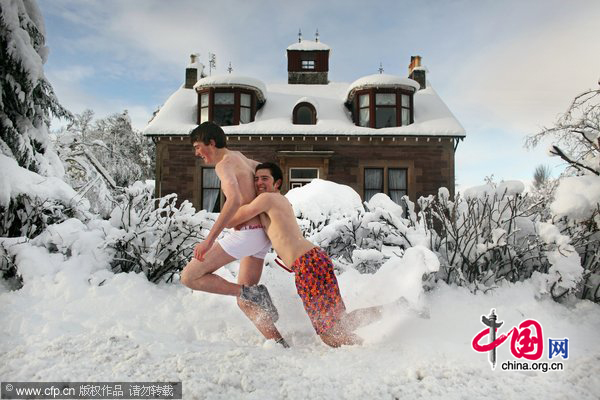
[218,226,271,260]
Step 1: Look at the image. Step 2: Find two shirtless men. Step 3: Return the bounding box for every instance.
[181,122,381,347]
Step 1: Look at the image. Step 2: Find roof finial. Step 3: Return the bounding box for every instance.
[298,28,302,43]
[227,62,233,74]
[379,62,384,74]
[315,28,319,42]
[208,53,216,76]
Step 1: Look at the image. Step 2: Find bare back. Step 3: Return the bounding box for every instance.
[259,193,315,267]
[218,151,261,226]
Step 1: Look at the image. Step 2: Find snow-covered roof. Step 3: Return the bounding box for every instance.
[287,39,331,51]
[193,74,267,102]
[145,86,198,136]
[346,74,421,100]
[144,81,465,138]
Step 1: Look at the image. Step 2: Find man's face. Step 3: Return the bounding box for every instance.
[193,141,215,163]
[255,169,280,194]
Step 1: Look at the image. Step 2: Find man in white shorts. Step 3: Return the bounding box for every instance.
[180,122,288,347]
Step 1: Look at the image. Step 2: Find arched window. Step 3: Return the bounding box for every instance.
[293,102,317,125]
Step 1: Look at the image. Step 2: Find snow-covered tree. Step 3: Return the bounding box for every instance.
[55,109,156,215]
[527,85,599,177]
[526,85,600,301]
[63,109,154,188]
[0,0,71,176]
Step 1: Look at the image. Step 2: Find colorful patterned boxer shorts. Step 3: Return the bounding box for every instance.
[291,247,346,335]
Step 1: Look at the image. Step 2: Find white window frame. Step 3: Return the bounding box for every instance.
[289,167,319,183]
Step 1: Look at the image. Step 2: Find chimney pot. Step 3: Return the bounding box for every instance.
[408,55,426,90]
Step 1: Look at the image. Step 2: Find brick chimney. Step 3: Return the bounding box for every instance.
[408,55,426,90]
[185,53,204,89]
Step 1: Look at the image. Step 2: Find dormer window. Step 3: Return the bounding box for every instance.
[194,75,266,127]
[293,102,317,125]
[353,88,414,128]
[197,88,258,126]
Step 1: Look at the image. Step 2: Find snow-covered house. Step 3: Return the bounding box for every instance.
[144,39,465,212]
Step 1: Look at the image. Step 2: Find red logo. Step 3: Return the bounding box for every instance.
[472,309,544,370]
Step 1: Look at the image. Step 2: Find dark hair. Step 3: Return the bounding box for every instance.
[256,162,283,189]
[190,121,226,148]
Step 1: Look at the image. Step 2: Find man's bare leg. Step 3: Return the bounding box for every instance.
[236,256,286,342]
[180,243,239,295]
[340,305,384,331]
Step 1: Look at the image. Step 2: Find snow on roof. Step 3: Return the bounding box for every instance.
[346,74,421,99]
[193,74,266,101]
[144,81,465,138]
[143,86,198,136]
[294,96,320,112]
[287,39,331,51]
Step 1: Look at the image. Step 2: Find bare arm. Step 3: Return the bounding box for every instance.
[227,193,271,228]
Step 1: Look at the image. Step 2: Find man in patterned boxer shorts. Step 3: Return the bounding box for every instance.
[227,162,385,347]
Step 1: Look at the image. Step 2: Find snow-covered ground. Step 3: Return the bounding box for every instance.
[1,253,599,399]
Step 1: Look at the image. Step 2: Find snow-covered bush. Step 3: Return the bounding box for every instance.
[0,239,23,290]
[287,180,430,274]
[420,182,596,301]
[0,154,89,238]
[104,181,215,283]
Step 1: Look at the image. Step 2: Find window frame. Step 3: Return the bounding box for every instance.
[364,167,384,202]
[197,88,257,126]
[289,167,319,189]
[201,167,222,212]
[362,166,409,206]
[353,88,414,129]
[301,60,315,70]
[292,102,317,125]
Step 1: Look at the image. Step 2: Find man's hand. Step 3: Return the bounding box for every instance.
[194,238,215,261]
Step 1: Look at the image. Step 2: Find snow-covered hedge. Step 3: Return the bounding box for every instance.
[104,182,214,283]
[288,179,598,302]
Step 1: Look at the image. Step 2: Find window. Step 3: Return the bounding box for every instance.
[213,92,235,126]
[202,167,221,212]
[353,89,413,129]
[290,167,319,188]
[364,167,408,205]
[199,93,209,123]
[401,94,411,126]
[388,168,407,203]
[240,93,251,124]
[375,93,396,128]
[293,102,317,125]
[197,89,256,126]
[359,94,370,127]
[301,60,315,70]
[364,168,383,201]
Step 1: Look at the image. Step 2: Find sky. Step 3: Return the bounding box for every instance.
[37,0,600,190]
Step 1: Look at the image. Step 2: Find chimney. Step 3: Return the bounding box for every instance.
[185,53,204,89]
[408,55,426,90]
